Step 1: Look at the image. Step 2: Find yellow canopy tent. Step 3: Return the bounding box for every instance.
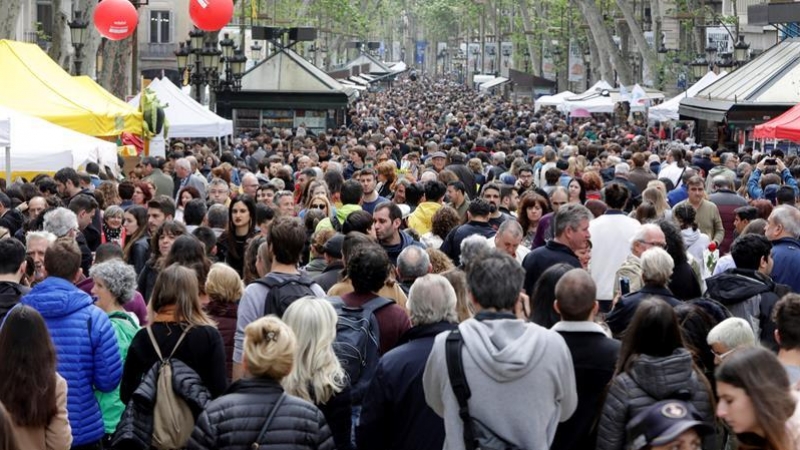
[0,40,142,137]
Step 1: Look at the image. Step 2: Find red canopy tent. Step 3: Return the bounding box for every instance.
[753,103,800,142]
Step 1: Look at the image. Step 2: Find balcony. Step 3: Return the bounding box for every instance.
[140,42,177,60]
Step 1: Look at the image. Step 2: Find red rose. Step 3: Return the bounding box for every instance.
[708,242,717,252]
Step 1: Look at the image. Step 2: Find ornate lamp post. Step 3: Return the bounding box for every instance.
[68,10,89,75]
[176,29,248,104]
[734,35,750,66]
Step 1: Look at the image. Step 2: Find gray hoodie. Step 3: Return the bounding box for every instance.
[423,316,578,450]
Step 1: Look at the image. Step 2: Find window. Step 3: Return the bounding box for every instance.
[36,1,53,37]
[149,10,171,44]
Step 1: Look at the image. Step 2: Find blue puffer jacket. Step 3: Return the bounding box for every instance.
[22,277,123,446]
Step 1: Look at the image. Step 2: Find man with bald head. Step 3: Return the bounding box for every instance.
[551,269,621,450]
[241,173,260,198]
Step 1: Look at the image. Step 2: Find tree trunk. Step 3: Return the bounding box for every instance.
[517,0,541,76]
[49,0,72,70]
[74,0,100,77]
[0,0,22,40]
[575,0,626,83]
[615,0,658,84]
[588,35,601,87]
[97,39,131,99]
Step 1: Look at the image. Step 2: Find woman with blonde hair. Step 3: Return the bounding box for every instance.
[642,186,672,220]
[283,297,352,450]
[121,265,228,404]
[205,263,244,381]
[189,316,334,449]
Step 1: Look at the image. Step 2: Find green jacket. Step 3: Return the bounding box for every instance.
[315,203,362,233]
[95,311,139,434]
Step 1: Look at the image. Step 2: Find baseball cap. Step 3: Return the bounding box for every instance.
[627,400,714,450]
[322,233,344,259]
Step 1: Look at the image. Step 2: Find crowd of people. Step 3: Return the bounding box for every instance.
[0,76,799,450]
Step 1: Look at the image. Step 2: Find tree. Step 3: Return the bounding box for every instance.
[574,0,632,84]
[0,0,22,40]
[614,0,658,84]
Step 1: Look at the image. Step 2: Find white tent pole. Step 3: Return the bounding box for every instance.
[5,117,11,182]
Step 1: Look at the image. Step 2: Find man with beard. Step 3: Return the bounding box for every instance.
[360,168,389,214]
[481,183,512,230]
[373,202,425,265]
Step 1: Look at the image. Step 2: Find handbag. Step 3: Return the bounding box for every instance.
[445,330,523,450]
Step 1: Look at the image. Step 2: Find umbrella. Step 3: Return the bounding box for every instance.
[570,108,592,118]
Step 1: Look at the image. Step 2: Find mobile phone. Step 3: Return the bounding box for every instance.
[765,158,776,165]
[619,277,630,296]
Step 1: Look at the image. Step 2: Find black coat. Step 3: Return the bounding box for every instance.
[668,262,702,301]
[445,163,477,199]
[357,321,457,450]
[112,358,211,450]
[552,323,621,450]
[606,285,681,338]
[313,261,344,294]
[440,221,496,265]
[522,240,581,297]
[189,378,335,450]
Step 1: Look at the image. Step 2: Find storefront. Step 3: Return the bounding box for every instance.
[216,47,356,135]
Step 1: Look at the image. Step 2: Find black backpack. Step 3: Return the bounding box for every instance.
[253,274,317,318]
[329,296,393,404]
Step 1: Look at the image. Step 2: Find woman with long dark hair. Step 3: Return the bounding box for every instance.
[596,299,715,450]
[122,205,149,275]
[122,265,227,404]
[568,177,587,204]
[219,195,257,277]
[0,305,71,450]
[137,221,187,302]
[716,347,799,450]
[657,219,702,300]
[164,235,212,301]
[518,192,550,248]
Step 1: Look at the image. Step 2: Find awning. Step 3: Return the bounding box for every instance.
[479,77,510,92]
[348,76,371,86]
[678,97,733,122]
[0,40,142,137]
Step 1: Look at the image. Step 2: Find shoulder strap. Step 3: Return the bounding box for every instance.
[146,325,194,362]
[253,393,286,447]
[361,296,394,314]
[445,329,476,450]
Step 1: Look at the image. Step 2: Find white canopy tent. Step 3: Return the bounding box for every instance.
[534,91,575,112]
[564,94,615,113]
[0,105,118,180]
[649,71,726,123]
[128,78,233,138]
[479,77,510,92]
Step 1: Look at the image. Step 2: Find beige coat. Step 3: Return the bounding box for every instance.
[11,374,71,450]
[327,277,408,309]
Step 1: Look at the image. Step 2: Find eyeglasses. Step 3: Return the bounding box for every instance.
[639,240,667,249]
[712,347,737,360]
[310,204,327,210]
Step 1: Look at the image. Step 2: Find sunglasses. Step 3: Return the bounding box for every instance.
[310,204,327,210]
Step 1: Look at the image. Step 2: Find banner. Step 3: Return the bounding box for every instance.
[415,41,427,65]
[568,40,585,82]
[543,42,555,80]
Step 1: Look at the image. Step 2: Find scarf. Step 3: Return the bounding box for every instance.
[103,223,122,244]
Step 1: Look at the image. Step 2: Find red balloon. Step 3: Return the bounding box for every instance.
[93,0,138,41]
[189,0,234,31]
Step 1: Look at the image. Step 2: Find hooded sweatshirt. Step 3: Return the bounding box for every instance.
[705,269,786,349]
[0,280,29,323]
[681,227,711,273]
[423,313,578,450]
[315,204,362,233]
[22,277,123,446]
[408,201,443,236]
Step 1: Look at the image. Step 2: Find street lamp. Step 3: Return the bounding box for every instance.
[177,28,248,104]
[68,10,88,75]
[472,46,479,73]
[734,35,750,65]
[690,55,708,80]
[705,39,718,67]
[488,46,496,74]
[657,44,668,63]
[250,41,263,62]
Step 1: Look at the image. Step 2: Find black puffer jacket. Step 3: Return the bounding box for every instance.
[596,348,714,450]
[112,359,211,450]
[189,378,335,450]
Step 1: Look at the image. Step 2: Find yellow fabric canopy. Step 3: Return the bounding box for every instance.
[0,40,142,137]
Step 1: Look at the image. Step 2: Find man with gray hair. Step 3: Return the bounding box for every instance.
[43,207,92,276]
[396,246,432,294]
[766,205,800,292]
[613,224,667,296]
[423,252,577,449]
[523,203,592,297]
[173,157,206,202]
[26,231,57,284]
[705,152,739,192]
[606,247,681,337]
[206,178,231,206]
[487,219,529,264]
[610,162,641,202]
[706,317,755,365]
[358,274,458,450]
